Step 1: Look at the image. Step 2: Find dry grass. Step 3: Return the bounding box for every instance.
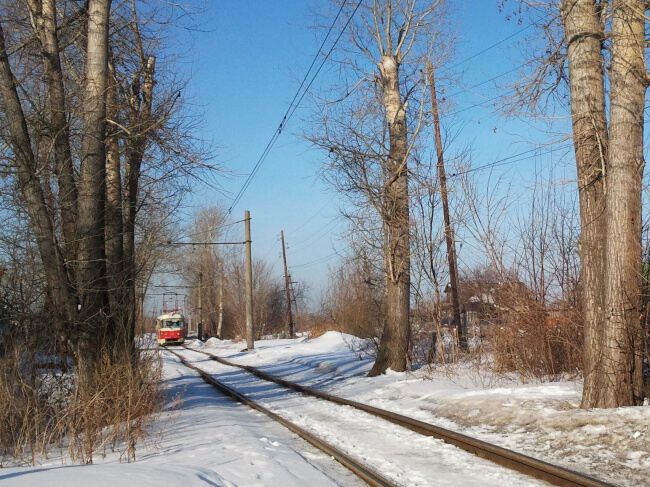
[306,317,336,339]
[488,298,583,381]
[0,341,162,466]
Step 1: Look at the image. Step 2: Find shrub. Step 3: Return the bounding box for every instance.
[488,296,583,381]
[0,337,162,466]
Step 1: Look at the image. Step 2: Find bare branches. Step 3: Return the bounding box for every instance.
[0,0,215,361]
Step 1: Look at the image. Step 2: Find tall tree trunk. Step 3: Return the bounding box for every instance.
[77,0,112,357]
[601,0,646,407]
[123,55,155,345]
[28,0,79,268]
[0,22,76,330]
[105,60,125,346]
[369,55,410,376]
[560,0,609,408]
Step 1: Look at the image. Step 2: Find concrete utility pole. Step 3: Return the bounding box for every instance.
[290,278,299,332]
[427,61,466,349]
[217,259,224,339]
[244,210,254,350]
[198,270,203,340]
[138,282,145,334]
[280,230,295,338]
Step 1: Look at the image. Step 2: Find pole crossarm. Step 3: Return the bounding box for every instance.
[166,240,246,246]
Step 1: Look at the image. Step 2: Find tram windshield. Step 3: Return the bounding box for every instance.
[161,319,183,329]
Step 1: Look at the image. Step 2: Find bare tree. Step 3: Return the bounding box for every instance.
[560,0,609,408]
[174,207,288,340]
[311,0,446,375]
[76,0,112,362]
[322,247,386,341]
[222,257,285,339]
[506,0,646,406]
[180,207,227,338]
[0,0,213,365]
[0,10,77,337]
[601,0,645,406]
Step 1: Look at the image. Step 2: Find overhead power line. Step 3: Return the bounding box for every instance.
[446,60,532,100]
[443,25,533,74]
[166,240,246,246]
[286,201,331,235]
[449,143,573,178]
[226,0,363,216]
[179,218,246,241]
[291,250,342,269]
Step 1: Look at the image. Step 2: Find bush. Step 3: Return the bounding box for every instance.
[488,296,583,381]
[0,337,162,466]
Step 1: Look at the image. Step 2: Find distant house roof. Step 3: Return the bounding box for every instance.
[468,292,495,305]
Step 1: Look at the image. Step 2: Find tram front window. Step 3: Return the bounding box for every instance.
[163,320,182,329]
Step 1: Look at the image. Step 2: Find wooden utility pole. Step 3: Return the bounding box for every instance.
[217,259,224,339]
[427,61,465,349]
[244,210,254,350]
[280,230,295,338]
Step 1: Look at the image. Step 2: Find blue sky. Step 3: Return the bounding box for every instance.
[154,1,575,310]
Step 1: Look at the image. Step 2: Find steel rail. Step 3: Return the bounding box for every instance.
[165,348,397,487]
[183,345,615,487]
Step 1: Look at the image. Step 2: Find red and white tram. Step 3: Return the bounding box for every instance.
[156,311,187,346]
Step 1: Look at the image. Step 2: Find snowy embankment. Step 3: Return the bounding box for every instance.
[1,331,647,486]
[191,332,649,487]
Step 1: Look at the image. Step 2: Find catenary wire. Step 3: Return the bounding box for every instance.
[226,0,363,216]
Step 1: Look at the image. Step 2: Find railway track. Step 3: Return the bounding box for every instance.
[176,345,615,487]
[165,347,397,487]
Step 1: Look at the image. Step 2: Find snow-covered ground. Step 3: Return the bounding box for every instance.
[188,332,649,487]
[1,351,366,486]
[173,346,542,487]
[2,331,647,486]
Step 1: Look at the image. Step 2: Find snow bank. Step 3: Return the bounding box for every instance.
[304,331,364,350]
[203,337,222,348]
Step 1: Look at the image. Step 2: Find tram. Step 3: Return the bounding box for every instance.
[156,311,187,346]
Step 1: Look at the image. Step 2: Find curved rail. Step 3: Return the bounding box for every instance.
[165,347,397,487]
[182,345,614,487]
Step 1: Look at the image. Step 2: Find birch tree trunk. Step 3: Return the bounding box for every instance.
[77,0,112,354]
[601,0,645,407]
[369,54,411,375]
[560,0,609,408]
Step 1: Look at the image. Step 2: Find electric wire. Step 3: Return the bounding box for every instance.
[226,7,542,223]
[226,0,363,216]
[179,218,246,241]
[448,143,573,178]
[291,250,343,269]
[441,22,535,73]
